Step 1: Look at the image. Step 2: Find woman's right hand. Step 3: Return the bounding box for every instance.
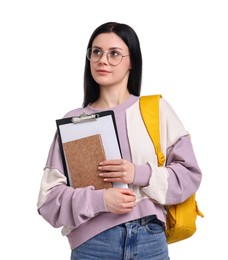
[104,188,137,214]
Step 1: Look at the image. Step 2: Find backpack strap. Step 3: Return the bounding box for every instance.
[139,95,165,166]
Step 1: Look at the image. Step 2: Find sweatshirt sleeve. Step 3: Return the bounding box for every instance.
[165,134,202,204]
[37,132,108,230]
[133,164,151,186]
[141,98,202,205]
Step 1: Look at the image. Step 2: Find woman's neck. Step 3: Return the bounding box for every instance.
[91,89,131,109]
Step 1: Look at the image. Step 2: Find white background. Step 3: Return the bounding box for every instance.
[0,0,227,259]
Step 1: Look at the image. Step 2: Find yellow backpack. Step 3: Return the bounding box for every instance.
[139,94,204,244]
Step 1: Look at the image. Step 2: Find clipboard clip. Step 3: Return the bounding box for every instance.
[71,113,99,123]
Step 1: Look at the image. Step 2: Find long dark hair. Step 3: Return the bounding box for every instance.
[83,22,142,107]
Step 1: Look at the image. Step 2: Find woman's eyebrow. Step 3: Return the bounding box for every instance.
[92,46,123,51]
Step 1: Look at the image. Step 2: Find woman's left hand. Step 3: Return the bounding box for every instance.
[98,159,135,184]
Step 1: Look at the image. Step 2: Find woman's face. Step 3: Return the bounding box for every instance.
[89,32,131,88]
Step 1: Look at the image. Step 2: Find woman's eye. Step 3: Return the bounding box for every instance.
[93,49,102,55]
[110,50,120,57]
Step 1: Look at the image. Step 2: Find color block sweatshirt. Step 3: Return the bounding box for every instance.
[37,95,202,250]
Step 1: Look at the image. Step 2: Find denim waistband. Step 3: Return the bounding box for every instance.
[119,215,160,227]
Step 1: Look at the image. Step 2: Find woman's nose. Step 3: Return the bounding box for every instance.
[98,52,109,64]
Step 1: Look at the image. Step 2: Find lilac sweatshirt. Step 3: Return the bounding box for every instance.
[37,95,202,250]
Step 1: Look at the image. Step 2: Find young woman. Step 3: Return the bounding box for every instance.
[37,22,202,260]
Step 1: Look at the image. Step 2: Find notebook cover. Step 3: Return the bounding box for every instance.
[63,134,112,190]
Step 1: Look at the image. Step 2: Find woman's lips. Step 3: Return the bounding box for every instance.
[96,69,110,74]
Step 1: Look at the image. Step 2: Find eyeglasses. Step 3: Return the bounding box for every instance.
[86,47,130,66]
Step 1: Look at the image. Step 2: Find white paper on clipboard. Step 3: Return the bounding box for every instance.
[56,110,128,189]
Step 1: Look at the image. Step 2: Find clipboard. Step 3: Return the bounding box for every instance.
[56,110,127,189]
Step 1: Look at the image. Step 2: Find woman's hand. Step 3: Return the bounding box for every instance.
[104,188,136,214]
[98,159,135,184]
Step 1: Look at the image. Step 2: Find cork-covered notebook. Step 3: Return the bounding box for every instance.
[63,134,112,190]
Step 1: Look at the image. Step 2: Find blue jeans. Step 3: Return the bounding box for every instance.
[71,216,170,260]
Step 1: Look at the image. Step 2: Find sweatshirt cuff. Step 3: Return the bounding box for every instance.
[92,189,109,213]
[133,163,152,186]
